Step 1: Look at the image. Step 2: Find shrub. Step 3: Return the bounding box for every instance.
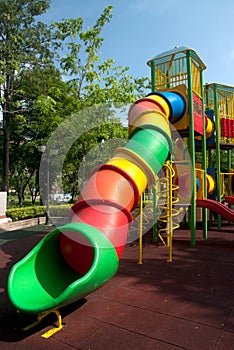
[6,204,72,221]
[6,206,46,221]
[50,204,71,217]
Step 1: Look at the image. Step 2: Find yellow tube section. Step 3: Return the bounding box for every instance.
[128,109,171,135]
[106,157,148,195]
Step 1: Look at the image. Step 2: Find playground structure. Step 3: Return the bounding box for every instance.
[7,46,234,336]
[142,47,234,246]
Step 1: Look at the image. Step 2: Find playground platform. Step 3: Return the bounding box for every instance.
[0,223,233,349]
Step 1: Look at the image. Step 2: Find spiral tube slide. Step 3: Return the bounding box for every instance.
[8,91,186,314]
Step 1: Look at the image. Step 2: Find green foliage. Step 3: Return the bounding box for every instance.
[0,0,54,191]
[196,148,234,172]
[0,0,52,76]
[49,204,71,217]
[51,6,149,106]
[6,206,46,221]
[0,3,149,197]
[61,119,128,198]
[6,204,71,221]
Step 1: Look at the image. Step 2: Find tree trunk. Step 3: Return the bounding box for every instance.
[1,109,10,193]
[1,70,15,193]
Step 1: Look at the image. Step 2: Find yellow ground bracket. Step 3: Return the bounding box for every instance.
[21,308,63,338]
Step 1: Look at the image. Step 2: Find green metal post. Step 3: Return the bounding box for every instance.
[200,71,208,239]
[186,50,197,246]
[150,60,157,240]
[205,84,209,107]
[151,61,156,92]
[213,85,222,230]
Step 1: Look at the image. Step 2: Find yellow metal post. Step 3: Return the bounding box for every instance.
[138,194,143,264]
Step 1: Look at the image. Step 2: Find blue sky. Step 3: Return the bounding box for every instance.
[41,0,234,86]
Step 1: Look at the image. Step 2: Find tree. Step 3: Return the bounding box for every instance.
[0,3,149,200]
[62,119,129,201]
[51,6,148,108]
[49,6,149,198]
[0,0,53,192]
[8,63,80,205]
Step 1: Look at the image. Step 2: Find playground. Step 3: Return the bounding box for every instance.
[1,46,234,348]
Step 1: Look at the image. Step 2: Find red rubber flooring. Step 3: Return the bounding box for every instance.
[0,223,233,349]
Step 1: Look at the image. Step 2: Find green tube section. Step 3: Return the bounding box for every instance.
[126,127,172,175]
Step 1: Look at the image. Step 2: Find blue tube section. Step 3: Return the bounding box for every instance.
[147,91,186,124]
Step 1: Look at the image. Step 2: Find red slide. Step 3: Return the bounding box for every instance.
[225,196,234,205]
[196,198,234,222]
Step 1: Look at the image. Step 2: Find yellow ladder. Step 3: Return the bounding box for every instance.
[157,161,180,262]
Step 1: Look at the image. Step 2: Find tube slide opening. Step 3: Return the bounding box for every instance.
[8,229,83,311]
[8,223,120,313]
